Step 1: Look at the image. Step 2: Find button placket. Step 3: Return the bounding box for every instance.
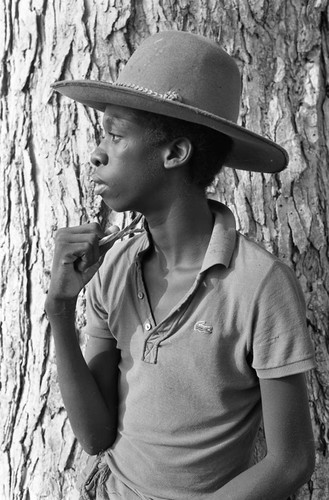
[142,272,206,363]
[135,258,154,328]
[136,257,205,364]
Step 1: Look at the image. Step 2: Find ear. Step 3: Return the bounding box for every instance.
[162,137,193,170]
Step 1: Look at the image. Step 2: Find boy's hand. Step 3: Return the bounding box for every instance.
[46,222,118,307]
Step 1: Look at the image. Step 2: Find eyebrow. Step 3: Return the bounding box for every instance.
[103,112,139,129]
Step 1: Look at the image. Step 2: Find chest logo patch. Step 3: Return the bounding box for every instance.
[194,320,213,334]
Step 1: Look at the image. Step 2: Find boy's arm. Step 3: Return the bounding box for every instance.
[215,373,315,500]
[46,309,120,454]
[45,223,120,455]
[84,336,120,424]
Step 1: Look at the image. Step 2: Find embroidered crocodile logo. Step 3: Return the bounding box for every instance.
[194,321,213,334]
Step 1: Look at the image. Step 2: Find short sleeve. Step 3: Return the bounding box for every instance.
[250,261,316,378]
[84,271,114,339]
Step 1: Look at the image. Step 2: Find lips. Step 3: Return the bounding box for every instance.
[91,174,103,185]
[94,184,109,195]
[92,175,108,195]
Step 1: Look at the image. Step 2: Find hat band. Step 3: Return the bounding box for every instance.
[116,81,182,102]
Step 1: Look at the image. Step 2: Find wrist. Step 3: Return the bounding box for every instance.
[45,295,77,318]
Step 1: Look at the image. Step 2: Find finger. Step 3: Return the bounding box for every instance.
[54,239,98,270]
[75,242,100,272]
[55,230,101,251]
[55,222,104,238]
[80,260,102,282]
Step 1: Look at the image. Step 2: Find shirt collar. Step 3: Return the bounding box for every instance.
[136,199,236,270]
[200,199,236,272]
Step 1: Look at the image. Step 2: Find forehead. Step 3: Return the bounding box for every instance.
[103,104,145,127]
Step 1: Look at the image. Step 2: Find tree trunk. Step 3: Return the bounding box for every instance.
[0,1,328,498]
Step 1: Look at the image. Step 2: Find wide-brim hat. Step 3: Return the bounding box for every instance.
[52,30,288,173]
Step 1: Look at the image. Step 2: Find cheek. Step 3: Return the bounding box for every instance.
[100,140,162,187]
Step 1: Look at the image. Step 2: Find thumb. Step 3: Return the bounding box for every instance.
[81,260,102,285]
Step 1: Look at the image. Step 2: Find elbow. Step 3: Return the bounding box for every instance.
[300,446,315,484]
[81,438,116,456]
[294,440,316,485]
[82,446,99,456]
[79,430,117,456]
[280,445,315,491]
[265,442,315,495]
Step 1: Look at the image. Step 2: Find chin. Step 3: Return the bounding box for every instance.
[102,195,138,214]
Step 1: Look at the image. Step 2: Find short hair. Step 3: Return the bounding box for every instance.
[139,111,233,190]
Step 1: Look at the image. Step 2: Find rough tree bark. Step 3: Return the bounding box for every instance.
[0,1,328,499]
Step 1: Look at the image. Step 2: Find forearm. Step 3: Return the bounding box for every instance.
[46,298,117,454]
[215,453,312,500]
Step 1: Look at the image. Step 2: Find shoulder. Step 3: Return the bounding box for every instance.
[230,232,303,304]
[231,232,278,285]
[234,232,279,270]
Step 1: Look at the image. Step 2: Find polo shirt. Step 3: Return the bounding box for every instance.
[85,200,315,499]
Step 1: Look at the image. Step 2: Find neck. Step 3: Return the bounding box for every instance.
[144,191,213,270]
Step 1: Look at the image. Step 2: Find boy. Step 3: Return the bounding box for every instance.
[46,31,316,499]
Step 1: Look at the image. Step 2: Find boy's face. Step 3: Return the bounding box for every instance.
[90,104,167,214]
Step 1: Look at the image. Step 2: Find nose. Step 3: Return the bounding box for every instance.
[90,146,109,167]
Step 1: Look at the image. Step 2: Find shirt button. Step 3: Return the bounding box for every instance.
[145,322,152,331]
[138,291,144,299]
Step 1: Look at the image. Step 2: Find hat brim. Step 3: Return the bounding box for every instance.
[51,80,288,174]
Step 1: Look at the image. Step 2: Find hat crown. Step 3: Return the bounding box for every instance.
[117,31,241,123]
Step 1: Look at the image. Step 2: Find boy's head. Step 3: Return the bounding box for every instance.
[52,30,288,174]
[139,110,232,190]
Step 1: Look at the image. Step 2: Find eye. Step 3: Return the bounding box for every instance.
[108,131,121,143]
